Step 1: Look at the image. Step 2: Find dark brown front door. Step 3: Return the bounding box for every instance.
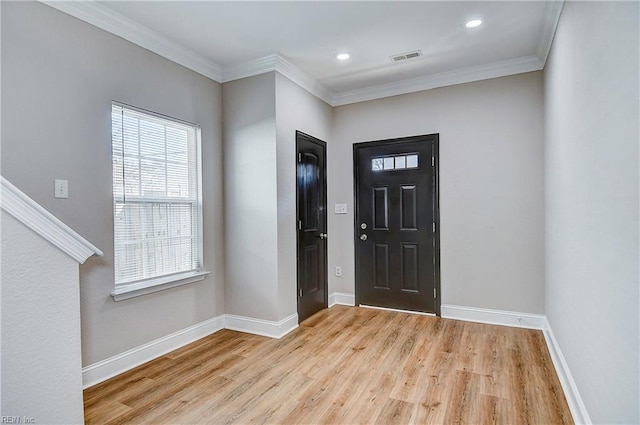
[297,131,328,322]
[354,134,440,314]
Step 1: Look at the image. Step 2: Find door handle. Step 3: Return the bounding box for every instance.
[360,234,368,241]
[319,233,328,240]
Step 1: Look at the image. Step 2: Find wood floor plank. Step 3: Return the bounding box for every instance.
[375,397,415,424]
[388,334,435,403]
[83,357,175,409]
[84,305,573,425]
[228,373,315,425]
[84,400,133,425]
[339,372,397,425]
[480,394,510,425]
[442,370,482,424]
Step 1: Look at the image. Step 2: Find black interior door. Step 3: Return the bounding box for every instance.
[354,134,440,314]
[297,131,328,323]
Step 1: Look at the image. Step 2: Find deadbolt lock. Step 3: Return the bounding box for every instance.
[360,223,367,230]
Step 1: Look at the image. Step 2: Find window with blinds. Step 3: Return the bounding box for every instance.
[111,103,202,289]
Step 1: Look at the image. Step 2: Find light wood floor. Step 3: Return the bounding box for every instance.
[84,305,573,424]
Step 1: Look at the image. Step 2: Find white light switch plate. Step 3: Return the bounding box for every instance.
[334,204,348,214]
[54,179,68,199]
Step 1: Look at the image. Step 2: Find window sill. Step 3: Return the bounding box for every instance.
[111,270,210,302]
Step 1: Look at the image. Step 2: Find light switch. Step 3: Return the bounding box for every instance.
[334,204,348,214]
[54,179,68,199]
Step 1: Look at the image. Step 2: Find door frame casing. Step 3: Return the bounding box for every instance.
[353,134,441,316]
[296,130,328,321]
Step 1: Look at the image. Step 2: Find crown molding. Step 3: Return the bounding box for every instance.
[222,54,278,83]
[225,53,543,107]
[331,55,543,106]
[41,1,223,82]
[40,1,552,107]
[274,55,335,105]
[222,54,334,106]
[537,1,565,66]
[1,177,103,264]
[40,1,333,103]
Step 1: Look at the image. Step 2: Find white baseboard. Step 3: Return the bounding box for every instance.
[360,304,435,316]
[82,314,225,388]
[440,304,589,425]
[441,304,546,329]
[224,312,298,339]
[82,301,588,425]
[328,292,355,307]
[82,312,298,388]
[543,318,592,425]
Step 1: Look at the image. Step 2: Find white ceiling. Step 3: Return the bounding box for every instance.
[46,1,563,105]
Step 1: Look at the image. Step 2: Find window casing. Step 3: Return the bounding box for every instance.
[111,103,205,299]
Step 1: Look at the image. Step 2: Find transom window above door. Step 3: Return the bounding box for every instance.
[371,153,419,171]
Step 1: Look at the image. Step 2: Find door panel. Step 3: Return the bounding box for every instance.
[373,187,389,230]
[354,134,440,314]
[400,186,417,230]
[401,243,419,291]
[297,131,327,323]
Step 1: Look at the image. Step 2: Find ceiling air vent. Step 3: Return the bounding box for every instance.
[390,50,423,62]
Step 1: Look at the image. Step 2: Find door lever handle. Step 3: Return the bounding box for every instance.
[319,233,328,240]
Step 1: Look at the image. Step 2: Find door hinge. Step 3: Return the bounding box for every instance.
[434,287,437,299]
[299,288,303,298]
[298,153,302,163]
[431,156,435,167]
[432,222,436,233]
[298,220,302,230]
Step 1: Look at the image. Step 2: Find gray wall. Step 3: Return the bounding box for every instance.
[222,73,279,321]
[1,2,225,365]
[7,7,638,423]
[544,2,639,423]
[222,72,333,322]
[331,72,545,313]
[275,73,333,318]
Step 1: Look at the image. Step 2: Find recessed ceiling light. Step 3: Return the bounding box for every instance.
[335,52,351,61]
[464,18,483,29]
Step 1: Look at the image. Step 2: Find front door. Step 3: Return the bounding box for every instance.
[354,134,440,314]
[297,131,328,323]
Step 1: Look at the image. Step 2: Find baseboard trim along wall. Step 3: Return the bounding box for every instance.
[441,304,589,424]
[224,313,299,339]
[82,315,225,388]
[360,304,436,316]
[82,312,298,388]
[83,300,589,425]
[441,304,547,329]
[542,318,593,425]
[328,292,356,307]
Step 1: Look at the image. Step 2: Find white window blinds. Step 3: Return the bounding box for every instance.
[111,103,202,287]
